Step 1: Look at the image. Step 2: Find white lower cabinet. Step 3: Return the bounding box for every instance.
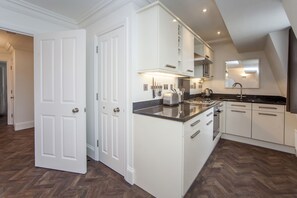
[183,108,213,194]
[225,102,287,146]
[226,102,252,138]
[252,104,285,144]
[134,108,214,198]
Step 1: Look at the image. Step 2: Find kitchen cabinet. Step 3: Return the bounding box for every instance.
[184,108,213,194]
[137,3,179,73]
[181,26,194,77]
[252,104,284,144]
[194,38,214,63]
[226,102,252,138]
[134,108,214,198]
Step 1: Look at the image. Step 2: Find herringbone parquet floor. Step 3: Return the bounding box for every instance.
[1,115,297,198]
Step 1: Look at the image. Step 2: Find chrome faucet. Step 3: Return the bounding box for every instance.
[232,82,243,100]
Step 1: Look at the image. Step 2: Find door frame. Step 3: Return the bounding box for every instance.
[0,48,14,125]
[93,20,129,180]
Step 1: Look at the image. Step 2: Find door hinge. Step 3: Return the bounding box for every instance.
[84,108,86,112]
[97,140,99,147]
[96,46,99,54]
[96,93,98,100]
[11,113,13,118]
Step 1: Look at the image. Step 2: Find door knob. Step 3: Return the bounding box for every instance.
[72,108,79,113]
[113,107,120,113]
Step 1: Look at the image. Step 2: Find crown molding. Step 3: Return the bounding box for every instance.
[1,0,152,29]
[77,0,113,24]
[0,0,77,29]
[7,0,77,24]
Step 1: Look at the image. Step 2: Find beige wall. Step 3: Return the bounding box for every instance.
[203,41,281,96]
[14,49,34,130]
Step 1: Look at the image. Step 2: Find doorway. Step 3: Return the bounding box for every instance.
[96,25,127,176]
[0,29,34,129]
[0,61,7,125]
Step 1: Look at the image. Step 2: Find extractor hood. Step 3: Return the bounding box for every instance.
[194,53,213,65]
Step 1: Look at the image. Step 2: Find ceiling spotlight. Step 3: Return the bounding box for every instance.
[217,31,221,35]
[172,19,177,22]
[202,8,207,13]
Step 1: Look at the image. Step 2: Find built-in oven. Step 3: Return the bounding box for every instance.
[213,102,223,140]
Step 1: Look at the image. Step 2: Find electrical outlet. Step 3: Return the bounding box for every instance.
[143,84,148,91]
[194,83,196,89]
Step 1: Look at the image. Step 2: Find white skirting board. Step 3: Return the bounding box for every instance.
[87,144,97,160]
[14,121,34,131]
[221,133,296,154]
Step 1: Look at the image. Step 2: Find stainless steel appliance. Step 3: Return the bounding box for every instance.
[203,88,213,97]
[213,102,223,140]
[163,92,179,106]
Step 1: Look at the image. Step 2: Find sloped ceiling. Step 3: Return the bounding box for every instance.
[282,0,297,35]
[215,0,290,52]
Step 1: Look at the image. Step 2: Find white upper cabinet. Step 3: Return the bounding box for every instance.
[194,39,214,64]
[181,26,195,77]
[137,3,179,73]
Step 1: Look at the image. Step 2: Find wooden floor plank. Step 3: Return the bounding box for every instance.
[1,116,297,197]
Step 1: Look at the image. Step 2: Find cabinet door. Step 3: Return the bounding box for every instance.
[158,7,179,71]
[204,45,214,62]
[226,108,252,138]
[183,127,204,194]
[182,27,194,76]
[252,111,284,144]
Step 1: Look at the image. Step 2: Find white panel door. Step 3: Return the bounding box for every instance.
[34,29,86,174]
[98,26,125,175]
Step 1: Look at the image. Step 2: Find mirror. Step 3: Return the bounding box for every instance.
[225,59,260,88]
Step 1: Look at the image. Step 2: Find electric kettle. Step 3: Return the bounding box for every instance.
[204,88,213,97]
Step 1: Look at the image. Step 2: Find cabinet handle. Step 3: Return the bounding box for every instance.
[206,112,213,117]
[206,120,213,126]
[165,64,176,69]
[205,55,209,59]
[231,110,246,113]
[187,69,193,73]
[190,120,200,127]
[258,113,277,117]
[258,106,277,110]
[231,104,246,107]
[191,130,200,139]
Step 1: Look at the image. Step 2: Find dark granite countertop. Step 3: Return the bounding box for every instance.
[190,94,286,105]
[133,94,286,122]
[133,102,219,122]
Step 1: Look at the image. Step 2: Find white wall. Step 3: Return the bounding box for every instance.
[14,48,34,130]
[203,41,281,96]
[282,0,297,35]
[264,28,289,96]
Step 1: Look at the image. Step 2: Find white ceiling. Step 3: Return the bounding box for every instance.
[159,0,230,43]
[2,0,292,53]
[215,0,290,52]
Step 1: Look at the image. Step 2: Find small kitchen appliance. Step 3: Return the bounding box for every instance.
[163,92,179,106]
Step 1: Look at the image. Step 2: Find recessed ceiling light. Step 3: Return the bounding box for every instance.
[202,8,207,13]
[172,19,177,22]
[217,31,221,35]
